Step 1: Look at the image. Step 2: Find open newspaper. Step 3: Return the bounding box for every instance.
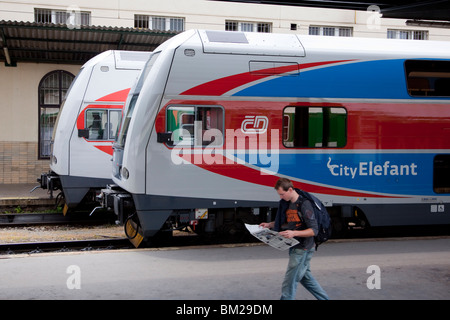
[245,224,299,251]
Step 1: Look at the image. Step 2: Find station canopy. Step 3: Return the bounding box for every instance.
[2,1,449,66]
[0,20,178,66]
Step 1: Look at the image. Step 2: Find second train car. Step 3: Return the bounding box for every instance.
[99,30,450,246]
[37,50,151,212]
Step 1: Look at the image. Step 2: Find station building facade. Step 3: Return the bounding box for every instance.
[0,0,449,184]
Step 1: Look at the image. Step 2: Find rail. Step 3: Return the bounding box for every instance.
[0,212,116,227]
[0,238,131,256]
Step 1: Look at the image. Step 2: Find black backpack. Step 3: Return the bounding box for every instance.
[297,190,332,251]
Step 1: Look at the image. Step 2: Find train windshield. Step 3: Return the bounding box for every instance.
[116,52,160,148]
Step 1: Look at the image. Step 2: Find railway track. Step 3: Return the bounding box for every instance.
[0,238,132,256]
[0,230,255,256]
[1,211,448,256]
[0,211,116,227]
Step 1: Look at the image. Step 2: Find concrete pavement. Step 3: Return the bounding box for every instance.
[0,238,449,300]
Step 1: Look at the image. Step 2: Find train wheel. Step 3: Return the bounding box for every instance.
[124,212,144,248]
[54,192,69,216]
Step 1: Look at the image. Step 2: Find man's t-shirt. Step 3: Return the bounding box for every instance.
[285,201,302,230]
[281,197,318,250]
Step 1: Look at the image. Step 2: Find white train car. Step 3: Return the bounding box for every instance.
[37,50,151,211]
[99,30,450,246]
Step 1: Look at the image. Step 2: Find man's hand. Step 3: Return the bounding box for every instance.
[279,230,296,238]
[259,222,273,229]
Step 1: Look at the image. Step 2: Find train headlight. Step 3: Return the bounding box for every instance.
[121,167,129,180]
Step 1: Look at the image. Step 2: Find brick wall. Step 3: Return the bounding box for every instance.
[0,141,50,184]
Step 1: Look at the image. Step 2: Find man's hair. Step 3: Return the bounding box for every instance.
[274,178,293,191]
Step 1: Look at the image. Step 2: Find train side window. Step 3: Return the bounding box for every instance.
[434,155,450,194]
[283,106,347,148]
[405,60,450,97]
[166,105,224,147]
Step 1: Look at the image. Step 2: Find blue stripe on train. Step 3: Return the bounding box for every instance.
[235,152,435,196]
[233,59,410,100]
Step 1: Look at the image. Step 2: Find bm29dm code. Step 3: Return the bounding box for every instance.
[176,304,273,317]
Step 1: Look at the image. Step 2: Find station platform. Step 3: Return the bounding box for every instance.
[0,183,54,209]
[1,237,449,300]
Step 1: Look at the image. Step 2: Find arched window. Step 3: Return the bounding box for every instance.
[38,70,74,159]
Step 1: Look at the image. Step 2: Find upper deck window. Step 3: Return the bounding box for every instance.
[405,60,450,97]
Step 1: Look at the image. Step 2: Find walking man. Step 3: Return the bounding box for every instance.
[260,178,329,300]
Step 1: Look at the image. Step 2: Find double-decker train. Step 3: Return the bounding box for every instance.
[36,50,151,212]
[98,30,450,246]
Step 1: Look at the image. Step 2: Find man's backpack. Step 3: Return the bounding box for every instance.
[297,190,332,251]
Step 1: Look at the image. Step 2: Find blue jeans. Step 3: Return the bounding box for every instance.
[280,247,329,300]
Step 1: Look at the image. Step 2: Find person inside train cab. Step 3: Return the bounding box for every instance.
[89,113,103,140]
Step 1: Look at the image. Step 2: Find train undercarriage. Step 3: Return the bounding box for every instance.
[96,184,368,247]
